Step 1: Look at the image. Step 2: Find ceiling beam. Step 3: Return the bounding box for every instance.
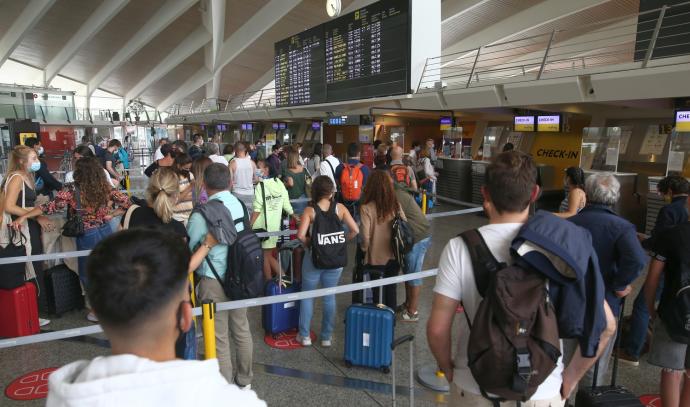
[204,0,226,99]
[125,26,210,103]
[158,67,212,111]
[87,0,198,96]
[0,0,56,68]
[45,0,130,85]
[442,0,491,24]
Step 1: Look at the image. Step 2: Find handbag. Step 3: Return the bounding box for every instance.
[304,165,313,198]
[62,189,84,237]
[391,209,414,269]
[0,227,28,289]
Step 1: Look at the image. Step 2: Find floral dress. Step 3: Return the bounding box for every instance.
[40,187,131,230]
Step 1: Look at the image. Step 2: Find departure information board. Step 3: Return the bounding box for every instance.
[274,25,326,107]
[275,0,410,108]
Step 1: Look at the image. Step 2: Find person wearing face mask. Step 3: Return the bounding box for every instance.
[120,168,187,240]
[24,137,63,197]
[46,229,265,407]
[171,154,195,225]
[409,141,421,161]
[230,142,257,212]
[425,138,437,163]
[2,145,54,327]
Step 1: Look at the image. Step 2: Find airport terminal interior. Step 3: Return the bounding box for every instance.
[1,0,690,405]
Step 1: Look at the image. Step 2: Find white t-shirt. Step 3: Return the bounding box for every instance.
[433,223,564,400]
[209,154,229,166]
[65,169,116,188]
[319,155,340,185]
[154,147,164,161]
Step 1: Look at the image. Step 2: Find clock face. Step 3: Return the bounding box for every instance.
[326,0,341,17]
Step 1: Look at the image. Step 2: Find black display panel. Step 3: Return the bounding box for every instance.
[274,25,326,107]
[274,0,410,108]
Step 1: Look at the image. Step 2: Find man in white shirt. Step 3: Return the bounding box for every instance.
[47,229,265,407]
[318,143,340,186]
[153,138,168,161]
[427,151,616,407]
[206,142,229,166]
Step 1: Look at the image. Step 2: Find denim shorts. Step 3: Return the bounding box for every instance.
[403,237,432,287]
[648,319,689,371]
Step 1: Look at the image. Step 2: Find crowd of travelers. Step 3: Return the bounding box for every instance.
[0,134,688,406]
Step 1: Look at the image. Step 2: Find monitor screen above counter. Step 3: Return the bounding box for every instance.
[537,115,561,132]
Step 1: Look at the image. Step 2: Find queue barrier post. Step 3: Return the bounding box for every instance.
[421,190,427,214]
[201,300,216,359]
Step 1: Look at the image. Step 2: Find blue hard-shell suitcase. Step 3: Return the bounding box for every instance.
[262,246,300,337]
[344,272,395,372]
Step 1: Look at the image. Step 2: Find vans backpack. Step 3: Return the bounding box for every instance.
[659,255,690,344]
[340,163,363,201]
[460,229,561,402]
[390,164,411,187]
[203,201,264,301]
[311,201,347,269]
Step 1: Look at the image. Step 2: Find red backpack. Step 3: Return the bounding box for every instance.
[340,163,363,201]
[390,164,411,187]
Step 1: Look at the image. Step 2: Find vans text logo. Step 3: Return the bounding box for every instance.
[317,231,345,245]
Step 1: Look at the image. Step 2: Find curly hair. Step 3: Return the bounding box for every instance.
[362,170,399,223]
[73,157,111,209]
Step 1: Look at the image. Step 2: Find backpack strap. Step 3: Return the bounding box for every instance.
[260,181,268,231]
[459,229,502,297]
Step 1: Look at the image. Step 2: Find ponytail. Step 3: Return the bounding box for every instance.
[145,168,179,224]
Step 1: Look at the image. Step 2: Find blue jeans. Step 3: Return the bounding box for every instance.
[76,224,113,288]
[403,237,431,287]
[291,194,308,215]
[624,276,664,358]
[298,250,343,340]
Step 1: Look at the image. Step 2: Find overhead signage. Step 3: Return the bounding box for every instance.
[440,116,452,131]
[279,122,287,130]
[327,115,360,126]
[537,115,561,132]
[272,122,279,130]
[311,121,321,130]
[675,110,690,132]
[514,116,535,132]
[241,123,253,131]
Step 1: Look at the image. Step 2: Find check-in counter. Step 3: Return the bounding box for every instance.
[584,171,642,230]
[435,158,472,203]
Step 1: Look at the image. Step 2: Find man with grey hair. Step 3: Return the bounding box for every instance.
[206,142,229,166]
[568,172,647,386]
[318,143,340,185]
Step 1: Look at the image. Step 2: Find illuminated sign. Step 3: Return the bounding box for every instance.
[272,122,279,130]
[514,116,535,132]
[312,121,321,130]
[537,115,561,132]
[279,122,287,130]
[241,123,253,131]
[675,110,690,132]
[440,116,452,131]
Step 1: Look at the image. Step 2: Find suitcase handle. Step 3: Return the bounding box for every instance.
[391,334,414,350]
[591,298,626,390]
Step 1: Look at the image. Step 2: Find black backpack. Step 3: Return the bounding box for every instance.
[205,201,264,300]
[391,211,414,268]
[460,229,561,402]
[659,259,690,344]
[311,200,347,269]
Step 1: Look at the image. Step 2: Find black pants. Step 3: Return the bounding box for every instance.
[27,219,46,310]
[353,257,400,310]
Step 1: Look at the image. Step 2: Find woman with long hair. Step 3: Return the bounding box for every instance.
[171,153,194,224]
[144,143,175,177]
[120,168,187,240]
[191,156,212,205]
[305,143,322,182]
[416,147,437,198]
[295,176,358,347]
[556,166,587,218]
[17,157,130,322]
[65,145,116,187]
[283,149,307,214]
[360,170,406,309]
[3,145,54,326]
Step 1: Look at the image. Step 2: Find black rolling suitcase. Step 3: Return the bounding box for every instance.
[575,299,642,407]
[43,265,84,316]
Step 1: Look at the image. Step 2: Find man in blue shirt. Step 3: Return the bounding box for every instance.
[569,172,647,384]
[187,163,254,389]
[335,143,370,221]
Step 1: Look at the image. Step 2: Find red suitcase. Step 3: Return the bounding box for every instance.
[0,283,40,338]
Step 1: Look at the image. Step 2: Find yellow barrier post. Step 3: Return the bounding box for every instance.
[201,300,216,359]
[125,173,131,197]
[421,190,427,214]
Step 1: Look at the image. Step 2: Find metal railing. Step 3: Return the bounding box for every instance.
[166,1,690,118]
[0,104,166,124]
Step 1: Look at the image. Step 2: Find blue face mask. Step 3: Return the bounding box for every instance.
[29,162,41,173]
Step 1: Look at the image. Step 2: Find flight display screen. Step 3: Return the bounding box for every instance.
[275,0,410,108]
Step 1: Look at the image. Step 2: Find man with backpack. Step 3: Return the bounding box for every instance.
[389,146,417,191]
[644,193,690,406]
[428,151,616,406]
[335,143,370,221]
[187,164,254,390]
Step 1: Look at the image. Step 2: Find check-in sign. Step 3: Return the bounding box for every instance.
[514,116,535,132]
[538,115,561,132]
[676,111,690,132]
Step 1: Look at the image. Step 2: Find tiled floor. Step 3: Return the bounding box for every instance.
[0,192,663,406]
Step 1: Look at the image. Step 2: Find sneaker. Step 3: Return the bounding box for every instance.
[238,384,251,391]
[400,310,419,322]
[295,334,312,347]
[86,312,99,323]
[396,303,408,313]
[38,318,51,327]
[321,339,332,348]
[616,349,639,367]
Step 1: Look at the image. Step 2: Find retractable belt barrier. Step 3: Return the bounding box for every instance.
[0,206,483,266]
[0,269,438,349]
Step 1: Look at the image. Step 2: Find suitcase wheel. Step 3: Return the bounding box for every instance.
[381,366,390,374]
